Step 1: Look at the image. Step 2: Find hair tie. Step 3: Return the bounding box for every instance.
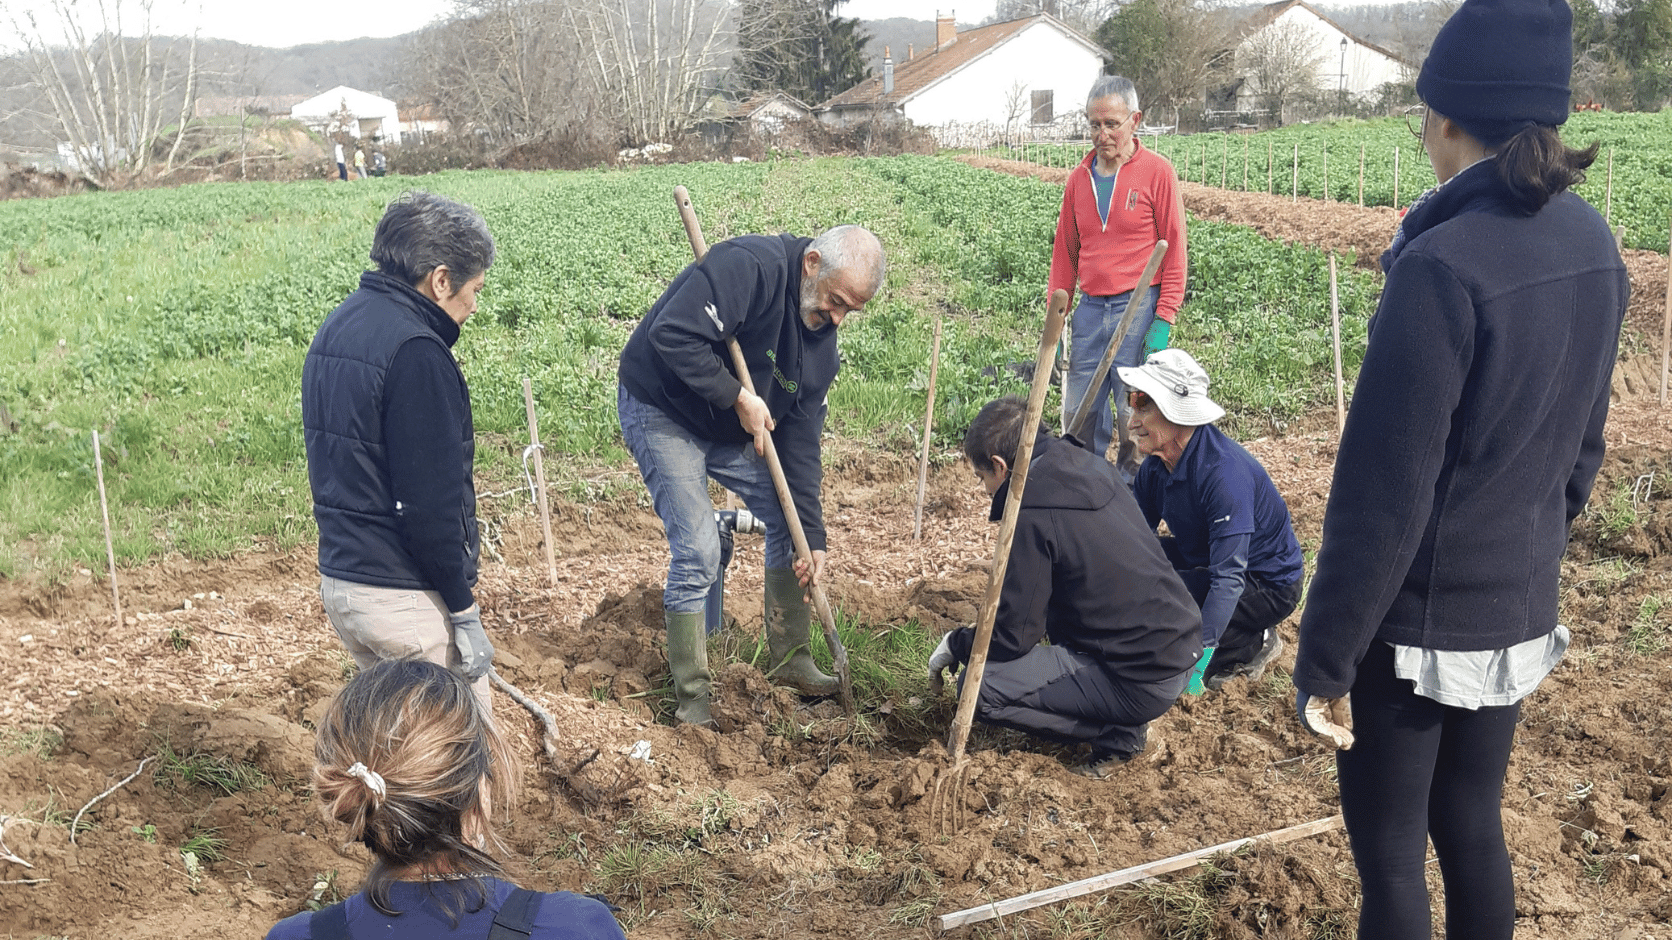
[346,762,387,799]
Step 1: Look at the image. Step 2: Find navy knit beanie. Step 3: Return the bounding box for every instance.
[1416,0,1572,146]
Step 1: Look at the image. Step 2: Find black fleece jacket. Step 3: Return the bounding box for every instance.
[948,434,1202,683]
[1294,161,1627,698]
[619,234,835,549]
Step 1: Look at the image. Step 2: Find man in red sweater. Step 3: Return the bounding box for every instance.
[1049,75,1188,475]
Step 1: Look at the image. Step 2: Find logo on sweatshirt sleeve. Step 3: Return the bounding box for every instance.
[705,302,724,332]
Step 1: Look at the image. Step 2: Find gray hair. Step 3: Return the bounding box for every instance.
[1086,75,1140,115]
[370,191,496,293]
[807,224,886,295]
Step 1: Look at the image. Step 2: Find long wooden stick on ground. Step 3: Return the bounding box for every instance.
[913,314,944,541]
[521,378,559,588]
[1065,241,1168,443]
[92,430,122,629]
[946,290,1070,764]
[938,815,1345,930]
[674,186,857,718]
[1329,254,1345,435]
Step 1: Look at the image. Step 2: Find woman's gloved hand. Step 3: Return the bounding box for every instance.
[1141,318,1171,360]
[1184,646,1215,695]
[1295,688,1355,750]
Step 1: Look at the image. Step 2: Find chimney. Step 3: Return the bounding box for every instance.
[908,43,914,60]
[883,46,894,94]
[936,11,956,49]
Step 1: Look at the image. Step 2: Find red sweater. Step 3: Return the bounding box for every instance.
[1048,140,1188,323]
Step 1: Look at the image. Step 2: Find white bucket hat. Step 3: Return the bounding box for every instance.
[1116,348,1226,427]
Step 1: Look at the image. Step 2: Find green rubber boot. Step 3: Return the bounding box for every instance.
[764,568,840,697]
[665,610,714,728]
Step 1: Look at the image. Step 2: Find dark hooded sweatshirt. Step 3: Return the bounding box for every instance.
[618,234,836,549]
[948,434,1202,683]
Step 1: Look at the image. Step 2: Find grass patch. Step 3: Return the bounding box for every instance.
[151,741,269,795]
[0,725,62,759]
[181,826,228,863]
[1623,594,1669,656]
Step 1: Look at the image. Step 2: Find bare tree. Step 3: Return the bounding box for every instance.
[1003,79,1029,144]
[5,0,202,186]
[564,0,731,144]
[409,0,730,147]
[1237,19,1326,123]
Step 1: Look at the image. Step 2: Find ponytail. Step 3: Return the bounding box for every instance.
[1494,124,1599,214]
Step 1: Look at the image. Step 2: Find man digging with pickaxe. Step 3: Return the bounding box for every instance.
[618,224,885,727]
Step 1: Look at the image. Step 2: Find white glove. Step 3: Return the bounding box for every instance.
[928,632,958,695]
[1299,693,1355,750]
[448,604,495,681]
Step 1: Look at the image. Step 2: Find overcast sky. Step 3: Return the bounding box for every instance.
[1,0,1000,49]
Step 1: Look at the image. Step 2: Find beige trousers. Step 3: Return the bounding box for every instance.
[319,575,493,718]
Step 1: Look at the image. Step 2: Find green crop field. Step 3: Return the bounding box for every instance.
[1012,110,1672,253]
[0,157,1381,578]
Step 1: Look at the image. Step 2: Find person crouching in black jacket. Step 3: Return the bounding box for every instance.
[927,396,1201,779]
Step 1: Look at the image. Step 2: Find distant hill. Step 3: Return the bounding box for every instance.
[859,17,982,77]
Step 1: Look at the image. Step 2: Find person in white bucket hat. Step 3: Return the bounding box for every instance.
[1117,348,1304,695]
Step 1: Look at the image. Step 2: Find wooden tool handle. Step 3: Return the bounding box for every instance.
[946,289,1070,762]
[674,185,708,262]
[1067,240,1168,442]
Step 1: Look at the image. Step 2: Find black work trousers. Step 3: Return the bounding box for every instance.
[1337,640,1522,940]
[964,643,1188,760]
[1174,564,1301,680]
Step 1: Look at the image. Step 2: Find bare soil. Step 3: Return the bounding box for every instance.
[4,167,1672,939]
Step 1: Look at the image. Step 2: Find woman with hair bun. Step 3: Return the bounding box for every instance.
[266,660,626,940]
[1292,0,1627,937]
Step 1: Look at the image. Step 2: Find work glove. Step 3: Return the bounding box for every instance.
[1141,318,1171,360]
[927,632,958,695]
[1295,689,1355,750]
[448,604,495,681]
[1184,646,1215,695]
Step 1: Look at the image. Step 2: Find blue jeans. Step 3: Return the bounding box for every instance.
[618,386,793,613]
[1065,288,1158,463]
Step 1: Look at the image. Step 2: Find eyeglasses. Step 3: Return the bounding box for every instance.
[1088,113,1137,133]
[1405,105,1427,142]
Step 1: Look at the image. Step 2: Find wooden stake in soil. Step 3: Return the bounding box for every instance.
[91,430,122,629]
[1358,143,1365,206]
[937,815,1346,930]
[1329,254,1346,435]
[673,185,857,718]
[521,378,559,588]
[1605,147,1614,225]
[1393,146,1400,208]
[1291,142,1299,202]
[1322,145,1329,202]
[946,290,1070,766]
[1662,223,1672,406]
[1267,139,1273,194]
[1243,135,1249,190]
[913,314,944,541]
[1220,134,1227,188]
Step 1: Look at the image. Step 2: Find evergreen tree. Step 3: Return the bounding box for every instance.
[734,0,871,104]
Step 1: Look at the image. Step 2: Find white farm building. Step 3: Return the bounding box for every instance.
[818,14,1110,144]
[291,86,402,144]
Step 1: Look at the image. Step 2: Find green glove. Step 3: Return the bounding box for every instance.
[1185,646,1215,696]
[1142,318,1171,360]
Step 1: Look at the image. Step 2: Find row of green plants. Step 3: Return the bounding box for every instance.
[1002,111,1672,252]
[0,156,1379,576]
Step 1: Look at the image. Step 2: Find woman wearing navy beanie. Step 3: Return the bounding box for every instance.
[1292,0,1627,937]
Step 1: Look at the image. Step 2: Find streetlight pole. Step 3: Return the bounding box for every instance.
[1339,37,1349,115]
